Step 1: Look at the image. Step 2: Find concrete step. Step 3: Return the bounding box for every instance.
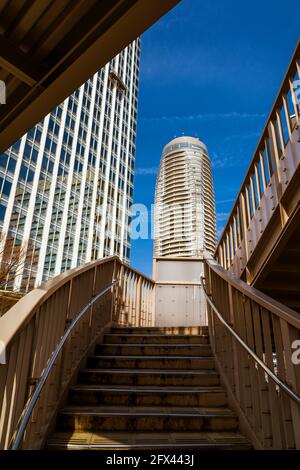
[96,343,212,357]
[46,431,252,450]
[79,369,220,387]
[103,334,210,344]
[86,355,215,370]
[69,385,227,407]
[45,325,253,451]
[111,326,209,335]
[57,406,238,432]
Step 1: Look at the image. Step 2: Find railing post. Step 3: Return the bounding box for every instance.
[218,244,224,267]
[152,280,156,327]
[205,264,215,351]
[123,268,129,326]
[135,275,142,327]
[225,233,230,270]
[229,224,234,265]
[87,266,97,342]
[282,95,293,140]
[239,192,249,269]
[222,241,226,269]
[259,151,267,192]
[227,284,241,402]
[250,175,257,211]
[268,121,283,201]
[254,163,262,199]
[110,258,118,323]
[54,279,73,406]
[233,215,237,253]
[276,110,286,151]
[116,263,124,324]
[289,77,299,123]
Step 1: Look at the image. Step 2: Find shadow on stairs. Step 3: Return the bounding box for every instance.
[46,326,252,450]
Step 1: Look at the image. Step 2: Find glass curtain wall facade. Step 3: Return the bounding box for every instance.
[154,136,216,257]
[0,39,140,292]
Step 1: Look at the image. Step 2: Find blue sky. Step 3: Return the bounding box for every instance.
[131,0,299,277]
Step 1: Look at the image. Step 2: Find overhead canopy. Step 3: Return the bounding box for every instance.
[0,0,181,153]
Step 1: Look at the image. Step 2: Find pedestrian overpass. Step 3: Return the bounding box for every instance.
[1,248,300,450]
[216,41,300,313]
[0,4,300,451]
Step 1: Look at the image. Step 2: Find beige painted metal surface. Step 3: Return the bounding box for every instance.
[153,257,207,326]
[0,256,154,449]
[204,254,300,449]
[1,252,300,449]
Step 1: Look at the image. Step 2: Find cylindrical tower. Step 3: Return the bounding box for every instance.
[154,136,216,257]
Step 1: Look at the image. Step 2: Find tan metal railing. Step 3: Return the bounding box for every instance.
[216,41,300,280]
[0,256,154,450]
[204,256,300,449]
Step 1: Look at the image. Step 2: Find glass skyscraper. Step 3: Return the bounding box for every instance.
[0,39,140,292]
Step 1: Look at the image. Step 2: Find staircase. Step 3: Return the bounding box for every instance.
[46,326,251,450]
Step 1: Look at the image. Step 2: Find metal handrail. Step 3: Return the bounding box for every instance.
[200,276,300,407]
[11,279,119,450]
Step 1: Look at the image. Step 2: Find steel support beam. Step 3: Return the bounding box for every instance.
[0,0,181,153]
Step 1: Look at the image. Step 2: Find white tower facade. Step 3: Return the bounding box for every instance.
[0,39,140,292]
[154,136,216,257]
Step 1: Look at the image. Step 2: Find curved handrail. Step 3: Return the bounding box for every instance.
[0,255,154,360]
[0,256,155,450]
[204,254,300,330]
[11,279,119,450]
[200,276,300,407]
[0,256,118,359]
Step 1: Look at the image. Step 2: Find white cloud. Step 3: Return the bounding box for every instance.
[141,111,266,124]
[135,167,158,176]
[211,152,238,169]
[211,149,251,169]
[217,212,230,222]
[216,198,236,205]
[222,131,261,144]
